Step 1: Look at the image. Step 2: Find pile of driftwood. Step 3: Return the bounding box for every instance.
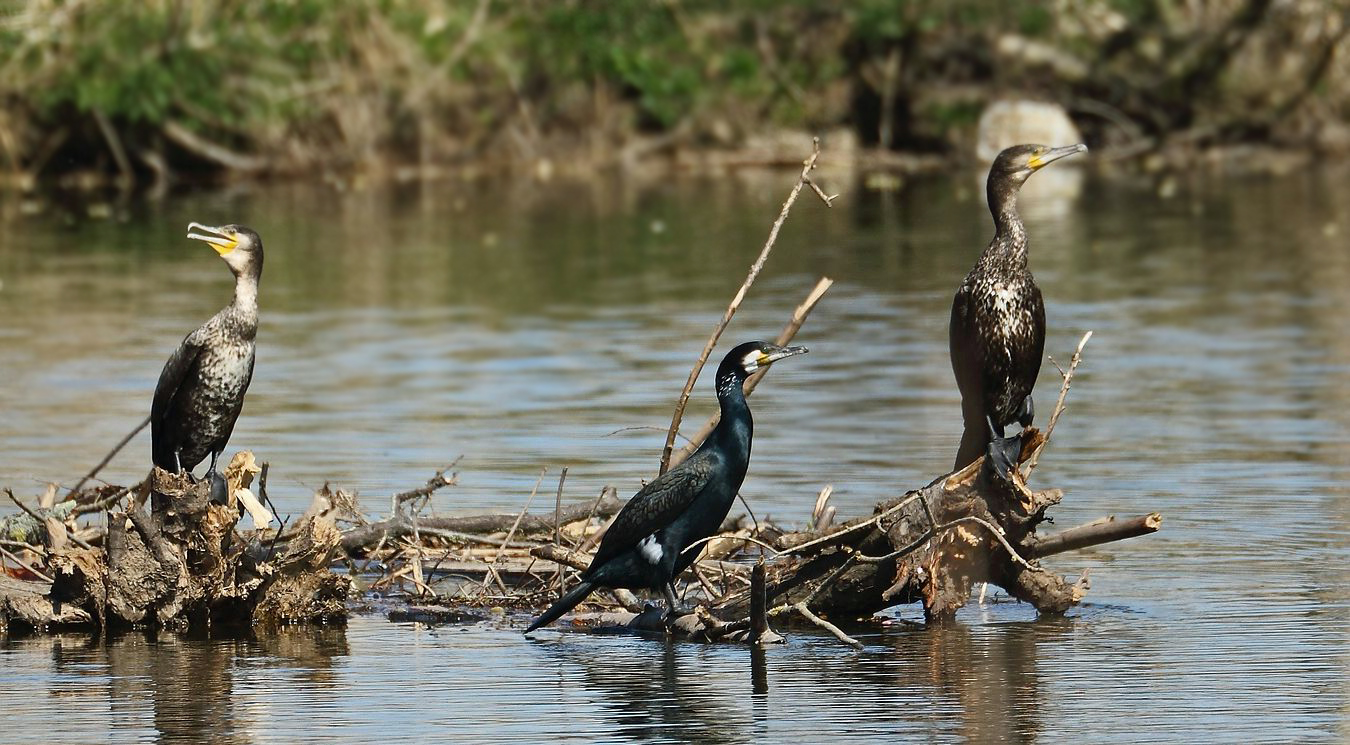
[0,381,1160,646]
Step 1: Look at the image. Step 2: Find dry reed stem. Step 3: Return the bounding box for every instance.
[479,467,546,594]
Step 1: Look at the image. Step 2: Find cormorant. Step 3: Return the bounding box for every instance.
[950,143,1085,478]
[151,223,263,502]
[524,341,807,633]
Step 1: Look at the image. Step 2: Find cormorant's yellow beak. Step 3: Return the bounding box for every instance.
[186,222,238,256]
[758,345,808,366]
[1028,143,1087,170]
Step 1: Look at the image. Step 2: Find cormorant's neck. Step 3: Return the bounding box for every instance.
[985,175,1028,267]
[232,272,259,323]
[712,371,753,459]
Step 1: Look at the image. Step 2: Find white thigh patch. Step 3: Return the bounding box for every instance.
[637,534,663,565]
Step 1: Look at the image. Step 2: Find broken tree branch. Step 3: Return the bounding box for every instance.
[1024,513,1162,559]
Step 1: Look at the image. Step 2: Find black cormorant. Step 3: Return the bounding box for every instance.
[950,143,1085,478]
[151,223,263,502]
[524,341,807,633]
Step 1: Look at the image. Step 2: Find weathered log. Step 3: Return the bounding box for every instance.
[0,454,349,632]
[340,493,623,555]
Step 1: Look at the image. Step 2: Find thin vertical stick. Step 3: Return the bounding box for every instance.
[658,139,835,475]
[749,558,768,643]
[1025,331,1093,477]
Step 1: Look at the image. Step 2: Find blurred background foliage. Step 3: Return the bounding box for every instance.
[0,0,1346,183]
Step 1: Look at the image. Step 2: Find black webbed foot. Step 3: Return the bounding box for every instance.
[208,469,228,504]
[986,433,1023,482]
[206,451,229,504]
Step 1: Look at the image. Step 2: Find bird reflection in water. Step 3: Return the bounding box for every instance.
[42,626,348,744]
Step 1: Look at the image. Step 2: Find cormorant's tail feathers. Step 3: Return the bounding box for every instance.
[523,581,595,634]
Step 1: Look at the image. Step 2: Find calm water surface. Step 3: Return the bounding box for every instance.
[2,164,1349,742]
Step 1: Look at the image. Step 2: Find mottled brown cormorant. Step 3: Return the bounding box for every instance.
[951,143,1085,478]
[525,341,807,633]
[151,223,263,501]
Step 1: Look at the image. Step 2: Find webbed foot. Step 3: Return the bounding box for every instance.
[208,469,228,504]
[986,432,1023,482]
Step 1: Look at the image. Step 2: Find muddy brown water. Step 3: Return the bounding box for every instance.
[2,165,1348,742]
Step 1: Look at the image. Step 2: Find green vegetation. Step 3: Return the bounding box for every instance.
[0,0,1346,183]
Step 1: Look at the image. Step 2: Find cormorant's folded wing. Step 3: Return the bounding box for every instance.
[588,455,717,570]
[150,335,203,470]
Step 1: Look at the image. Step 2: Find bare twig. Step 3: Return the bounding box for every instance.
[681,533,781,559]
[552,467,568,547]
[552,467,568,593]
[1025,331,1092,477]
[658,139,833,475]
[0,539,47,558]
[72,482,140,517]
[795,602,862,649]
[855,514,1044,574]
[783,491,925,556]
[394,458,461,505]
[69,415,150,495]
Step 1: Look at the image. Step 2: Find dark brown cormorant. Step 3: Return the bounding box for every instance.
[950,143,1085,478]
[151,223,263,502]
[524,341,807,633]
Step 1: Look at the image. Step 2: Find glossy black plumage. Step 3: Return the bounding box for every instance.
[525,341,806,633]
[151,224,263,494]
[951,144,1084,476]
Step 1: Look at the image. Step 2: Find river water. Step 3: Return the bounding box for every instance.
[1,162,1348,742]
